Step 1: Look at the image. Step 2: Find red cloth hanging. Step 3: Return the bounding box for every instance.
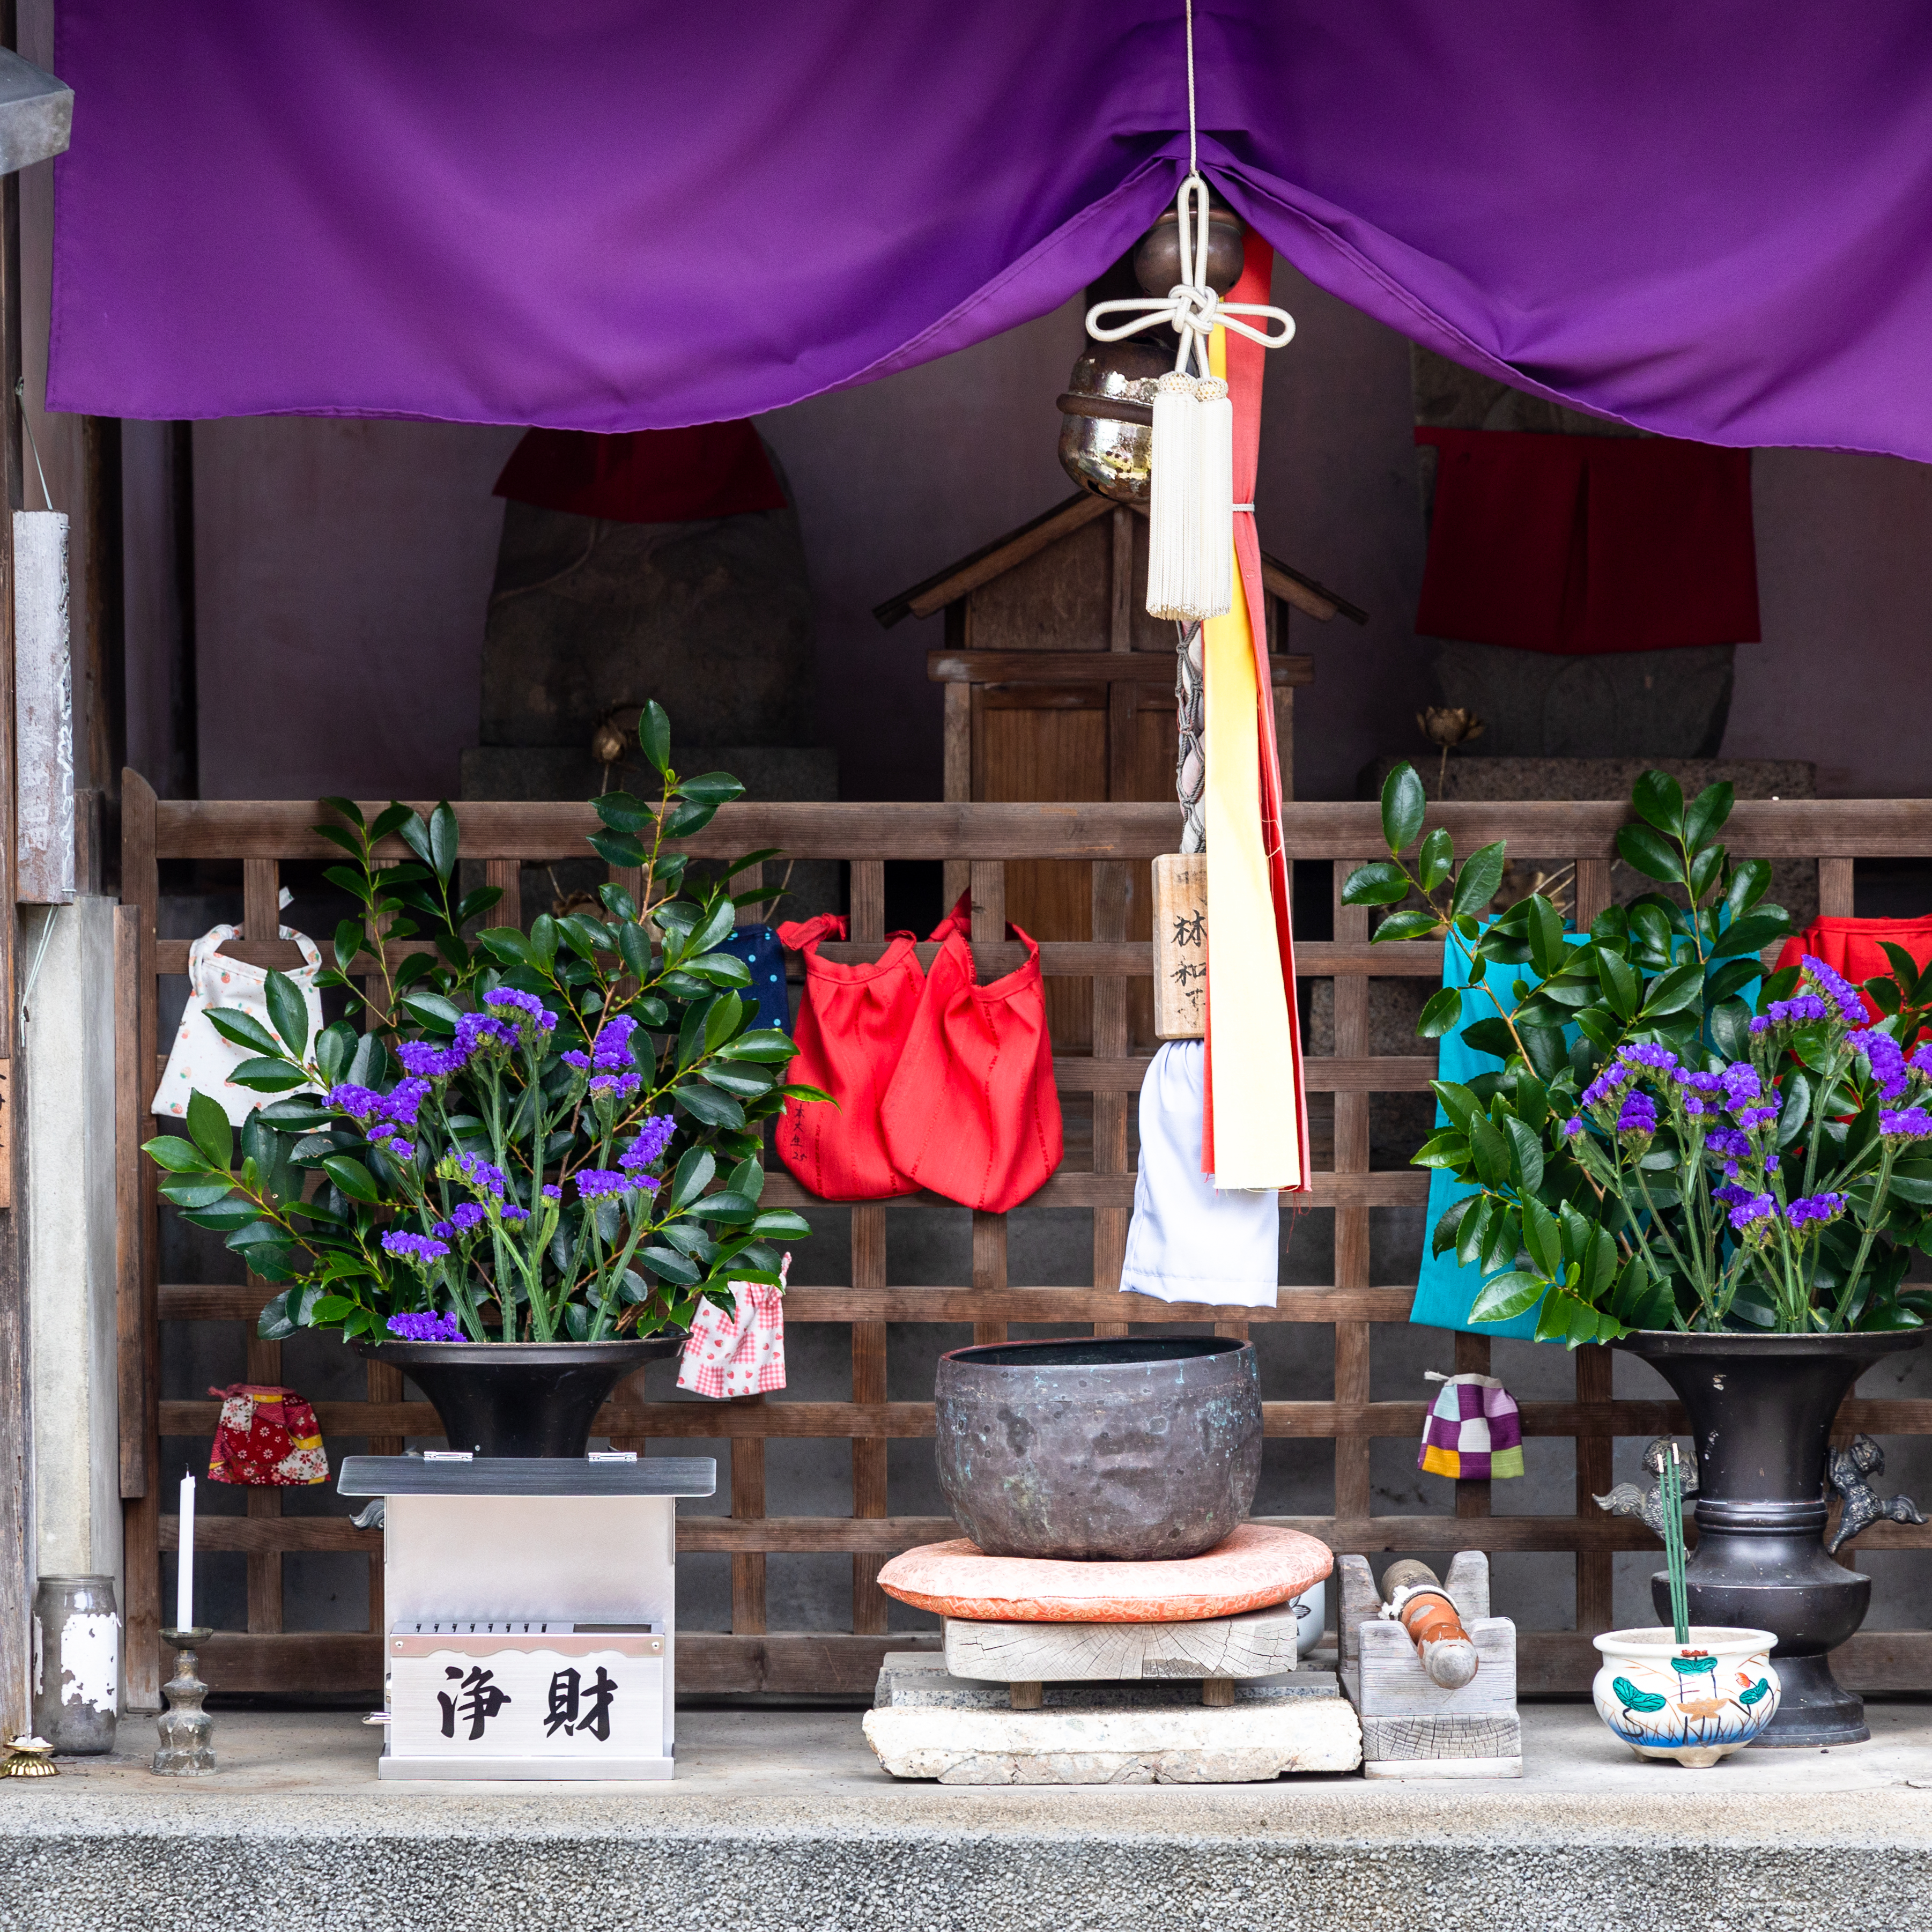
[1413,428,1759,655]
[878,896,1064,1212]
[1774,916,1932,1027]
[493,421,786,525]
[774,915,924,1201]
[1202,232,1310,1192]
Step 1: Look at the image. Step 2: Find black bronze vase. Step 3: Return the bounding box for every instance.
[1616,1328,1926,1746]
[357,1336,683,1457]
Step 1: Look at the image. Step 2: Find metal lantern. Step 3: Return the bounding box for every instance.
[1057,203,1248,502]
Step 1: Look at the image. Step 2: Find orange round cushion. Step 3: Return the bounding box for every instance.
[877,1523,1331,1623]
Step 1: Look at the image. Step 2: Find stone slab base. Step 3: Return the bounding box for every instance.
[865,1652,1361,1784]
[943,1603,1302,1682]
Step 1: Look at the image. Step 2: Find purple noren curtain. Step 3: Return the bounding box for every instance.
[48,3,1932,457]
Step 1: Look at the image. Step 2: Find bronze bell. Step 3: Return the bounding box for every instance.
[1056,338,1168,501]
[1132,205,1247,300]
[1057,199,1248,500]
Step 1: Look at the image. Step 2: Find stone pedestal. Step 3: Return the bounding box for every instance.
[864,1653,1361,1785]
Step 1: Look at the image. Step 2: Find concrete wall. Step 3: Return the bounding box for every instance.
[23,899,121,1595]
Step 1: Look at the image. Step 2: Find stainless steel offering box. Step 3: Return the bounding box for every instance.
[338,1454,716,1781]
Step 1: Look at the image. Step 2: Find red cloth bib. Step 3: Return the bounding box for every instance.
[207,1383,328,1487]
[878,898,1063,1212]
[774,915,924,1201]
[1775,915,1932,1027]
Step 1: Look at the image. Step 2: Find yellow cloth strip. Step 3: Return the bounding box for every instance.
[1203,328,1302,1191]
[1420,1445,1463,1479]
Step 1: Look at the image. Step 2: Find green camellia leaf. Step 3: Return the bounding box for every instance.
[1504,1116,1544,1196]
[1777,1069,1813,1150]
[256,1291,298,1342]
[1432,1080,1482,1131]
[677,771,746,807]
[685,1191,760,1222]
[1709,910,1792,961]
[1341,860,1411,907]
[1468,1113,1509,1189]
[1522,1197,1563,1278]
[750,1210,812,1239]
[1461,1017,1519,1061]
[206,1008,283,1057]
[144,1134,209,1174]
[666,1149,716,1213]
[321,1155,381,1204]
[227,1057,308,1093]
[1417,826,1454,894]
[673,1083,745,1129]
[1370,909,1443,945]
[640,1246,704,1286]
[181,1198,264,1232]
[1380,763,1427,856]
[1641,962,1705,1018]
[661,798,718,842]
[1469,1269,1545,1324]
[700,1065,773,1099]
[187,1090,234,1172]
[1416,987,1463,1039]
[428,800,460,883]
[588,828,649,871]
[1616,822,1683,885]
[686,951,754,987]
[1596,950,1640,1021]
[159,1177,239,1210]
[1682,779,1735,853]
[1449,841,1507,919]
[1431,1197,1470,1258]
[1631,769,1686,839]
[1455,1196,1494,1268]
[639,700,672,775]
[1412,1130,1471,1171]
[717,1030,797,1063]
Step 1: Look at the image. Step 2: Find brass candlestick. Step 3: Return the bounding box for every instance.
[153,1627,215,1776]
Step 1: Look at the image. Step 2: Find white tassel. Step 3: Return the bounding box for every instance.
[1147,372,1232,623]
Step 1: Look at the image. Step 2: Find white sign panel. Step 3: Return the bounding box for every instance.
[390,1635,664,1763]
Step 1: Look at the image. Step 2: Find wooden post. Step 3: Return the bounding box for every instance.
[1151,853,1206,1039]
[847,860,888,1634]
[1091,860,1131,1337]
[1331,862,1372,1542]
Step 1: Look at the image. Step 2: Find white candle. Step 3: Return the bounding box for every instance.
[176,1473,196,1631]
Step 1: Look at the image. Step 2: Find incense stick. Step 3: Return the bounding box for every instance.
[1661,1441,1690,1644]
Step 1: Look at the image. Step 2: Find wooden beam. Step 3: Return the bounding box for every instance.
[147,796,1932,866]
[927,650,1313,689]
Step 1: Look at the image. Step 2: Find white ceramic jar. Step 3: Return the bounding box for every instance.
[1592,1625,1779,1767]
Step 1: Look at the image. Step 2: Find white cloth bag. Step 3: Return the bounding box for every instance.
[151,896,325,1126]
[1119,1039,1279,1308]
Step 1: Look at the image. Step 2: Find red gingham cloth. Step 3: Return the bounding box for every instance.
[677,1259,789,1399]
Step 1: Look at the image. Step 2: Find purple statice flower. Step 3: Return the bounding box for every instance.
[455,1151,508,1197]
[1712,1181,1754,1209]
[1734,1104,1779,1131]
[1676,1069,1723,1095]
[386,1309,466,1342]
[1751,992,1830,1038]
[1617,1092,1658,1138]
[396,1038,470,1079]
[1683,1096,1712,1117]
[1619,1042,1681,1073]
[328,1082,383,1121]
[1852,1030,1911,1100]
[453,1009,518,1059]
[1705,1127,1752,1161]
[588,1071,642,1101]
[1720,1063,1761,1108]
[431,1202,488,1241]
[381,1230,449,1265]
[1881,1107,1932,1141]
[1802,954,1869,1028]
[1728,1191,1777,1237]
[499,1204,530,1223]
[561,1050,592,1070]
[381,1077,431,1127]
[1912,1044,1932,1079]
[380,1138,417,1161]
[1786,1192,1849,1232]
[485,987,560,1034]
[1563,1116,1584,1141]
[621,1114,678,1172]
[542,1184,562,1201]
[1581,1061,1634,1109]
[576,1169,632,1200]
[589,1013,639,1069]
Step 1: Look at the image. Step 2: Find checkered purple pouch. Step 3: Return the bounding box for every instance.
[1417,1371,1524,1480]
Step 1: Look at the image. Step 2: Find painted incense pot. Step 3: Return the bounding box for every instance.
[1592,1626,1780,1767]
[1615,1328,1927,1748]
[934,1335,1262,1560]
[357,1336,683,1457]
